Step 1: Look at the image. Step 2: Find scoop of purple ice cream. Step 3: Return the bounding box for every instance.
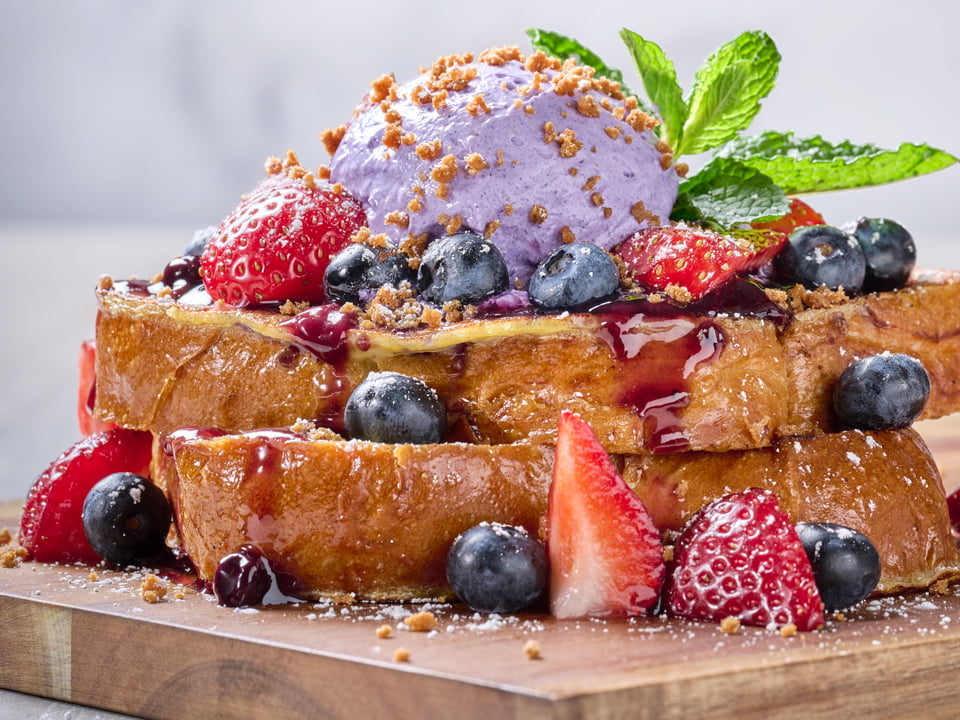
[328,48,679,287]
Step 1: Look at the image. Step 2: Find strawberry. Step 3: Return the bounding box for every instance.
[546,410,664,618]
[201,157,367,306]
[947,487,960,535]
[19,428,153,564]
[666,488,825,631]
[752,197,826,238]
[77,340,115,437]
[615,225,786,300]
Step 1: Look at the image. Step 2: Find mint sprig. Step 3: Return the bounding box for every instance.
[715,131,958,193]
[526,27,957,230]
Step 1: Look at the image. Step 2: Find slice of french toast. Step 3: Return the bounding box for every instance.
[155,425,960,602]
[96,272,960,455]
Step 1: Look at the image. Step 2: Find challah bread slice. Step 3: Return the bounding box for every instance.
[96,274,960,456]
[156,426,960,602]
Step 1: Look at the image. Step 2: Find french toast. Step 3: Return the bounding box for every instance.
[155,426,960,601]
[19,30,960,626]
[95,272,960,455]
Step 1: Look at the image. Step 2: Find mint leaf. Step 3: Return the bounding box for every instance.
[672,157,789,227]
[525,28,634,98]
[620,29,686,147]
[717,131,958,193]
[677,31,780,157]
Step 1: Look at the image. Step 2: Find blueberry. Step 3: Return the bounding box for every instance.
[832,353,930,430]
[445,522,548,613]
[213,545,274,607]
[82,472,172,566]
[418,232,509,305]
[344,371,446,444]
[324,243,416,304]
[847,217,916,293]
[185,225,216,257]
[528,242,620,311]
[796,522,881,611]
[774,225,866,293]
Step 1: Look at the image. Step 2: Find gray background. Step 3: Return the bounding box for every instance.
[2,0,958,502]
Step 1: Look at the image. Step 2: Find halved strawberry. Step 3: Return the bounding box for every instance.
[77,340,116,437]
[546,410,664,618]
[666,488,825,631]
[19,428,153,564]
[752,197,826,238]
[201,153,367,307]
[615,225,786,300]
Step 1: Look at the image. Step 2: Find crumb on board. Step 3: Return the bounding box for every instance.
[779,623,798,638]
[719,617,741,635]
[377,624,393,639]
[403,610,438,632]
[393,647,411,663]
[140,573,168,604]
[523,639,542,660]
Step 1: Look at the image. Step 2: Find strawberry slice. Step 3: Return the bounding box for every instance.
[615,225,786,301]
[77,340,116,437]
[546,410,664,618]
[201,153,367,307]
[752,197,826,238]
[19,428,153,564]
[666,487,825,631]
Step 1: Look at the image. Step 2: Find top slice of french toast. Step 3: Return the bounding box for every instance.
[93,269,960,455]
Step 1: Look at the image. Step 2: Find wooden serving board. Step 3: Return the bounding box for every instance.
[3,417,960,720]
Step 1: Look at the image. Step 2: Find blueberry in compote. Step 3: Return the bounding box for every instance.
[82,472,172,566]
[774,225,866,292]
[162,254,202,288]
[445,522,548,613]
[214,545,274,607]
[324,243,416,304]
[796,522,881,611]
[418,232,509,305]
[832,352,930,430]
[528,242,620,311]
[847,217,916,293]
[344,371,446,444]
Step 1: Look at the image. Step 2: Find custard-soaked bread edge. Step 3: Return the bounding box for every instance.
[157,428,960,601]
[97,279,960,455]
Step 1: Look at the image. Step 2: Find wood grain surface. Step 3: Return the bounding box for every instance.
[1,415,959,720]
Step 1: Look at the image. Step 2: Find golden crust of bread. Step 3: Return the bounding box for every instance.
[157,427,960,601]
[96,277,960,455]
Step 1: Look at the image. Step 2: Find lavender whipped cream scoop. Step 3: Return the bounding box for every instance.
[329,49,679,286]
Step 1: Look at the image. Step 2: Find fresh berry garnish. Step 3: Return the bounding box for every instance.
[214,545,275,607]
[19,428,153,564]
[546,411,664,619]
[445,522,548,613]
[615,225,785,301]
[82,472,172,567]
[847,217,916,293]
[418,232,509,305]
[666,488,824,631]
[527,242,620,311]
[324,242,416,305]
[77,340,116,437]
[795,522,881,611]
[832,352,930,430]
[185,225,216,257]
[774,225,866,292]
[751,197,826,239]
[200,160,366,306]
[947,487,960,535]
[344,371,447,444]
